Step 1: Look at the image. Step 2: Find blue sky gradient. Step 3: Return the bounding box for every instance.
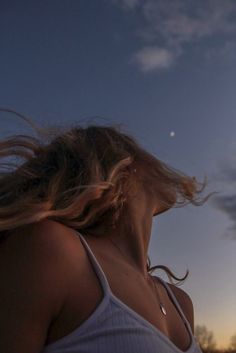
[1,0,236,348]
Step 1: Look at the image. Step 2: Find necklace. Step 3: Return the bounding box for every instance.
[152,276,167,316]
[108,236,167,316]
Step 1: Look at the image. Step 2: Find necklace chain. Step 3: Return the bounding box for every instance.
[108,236,167,316]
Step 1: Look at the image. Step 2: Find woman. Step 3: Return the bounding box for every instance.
[0,109,215,353]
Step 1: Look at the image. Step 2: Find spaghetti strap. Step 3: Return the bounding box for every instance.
[75,230,194,343]
[154,276,193,335]
[42,230,201,353]
[75,230,111,296]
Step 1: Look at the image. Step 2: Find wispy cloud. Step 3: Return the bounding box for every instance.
[210,162,236,240]
[212,193,236,240]
[111,0,236,72]
[131,46,176,71]
[205,40,236,63]
[111,0,139,10]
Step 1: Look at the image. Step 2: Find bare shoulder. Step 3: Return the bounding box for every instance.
[0,218,84,297]
[1,219,86,284]
[1,219,83,259]
[167,282,194,334]
[0,219,85,352]
[3,218,79,245]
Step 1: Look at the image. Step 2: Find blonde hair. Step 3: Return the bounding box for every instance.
[0,108,217,285]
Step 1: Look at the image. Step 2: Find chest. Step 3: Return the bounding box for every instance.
[45,240,192,352]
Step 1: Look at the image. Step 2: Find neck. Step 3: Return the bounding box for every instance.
[110,217,153,278]
[84,195,155,280]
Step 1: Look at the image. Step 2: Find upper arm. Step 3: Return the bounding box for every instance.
[0,220,79,353]
[168,283,195,334]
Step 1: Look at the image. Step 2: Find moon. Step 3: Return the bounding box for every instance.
[170,131,175,137]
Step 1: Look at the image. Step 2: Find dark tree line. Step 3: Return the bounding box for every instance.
[194,325,236,353]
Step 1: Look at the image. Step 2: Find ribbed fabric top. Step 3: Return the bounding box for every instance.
[40,231,203,353]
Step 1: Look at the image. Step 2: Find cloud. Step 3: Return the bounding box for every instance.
[142,0,236,45]
[111,0,236,72]
[210,163,236,240]
[205,40,236,63]
[131,46,175,71]
[111,0,139,10]
[212,193,236,240]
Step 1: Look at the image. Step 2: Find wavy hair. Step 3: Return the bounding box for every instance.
[0,109,217,285]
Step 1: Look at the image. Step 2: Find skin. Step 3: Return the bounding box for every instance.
[0,160,194,352]
[85,160,177,280]
[78,160,194,341]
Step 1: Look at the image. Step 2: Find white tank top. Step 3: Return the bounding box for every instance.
[40,231,203,353]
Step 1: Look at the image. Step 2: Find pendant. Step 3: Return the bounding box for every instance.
[160,303,167,315]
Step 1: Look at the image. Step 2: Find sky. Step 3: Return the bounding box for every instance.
[0,0,236,349]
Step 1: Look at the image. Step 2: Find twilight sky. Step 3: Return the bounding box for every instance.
[1,0,236,349]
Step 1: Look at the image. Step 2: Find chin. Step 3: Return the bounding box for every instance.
[153,206,170,216]
[153,210,161,217]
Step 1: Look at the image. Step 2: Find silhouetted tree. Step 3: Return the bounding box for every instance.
[194,325,217,351]
[229,333,236,351]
